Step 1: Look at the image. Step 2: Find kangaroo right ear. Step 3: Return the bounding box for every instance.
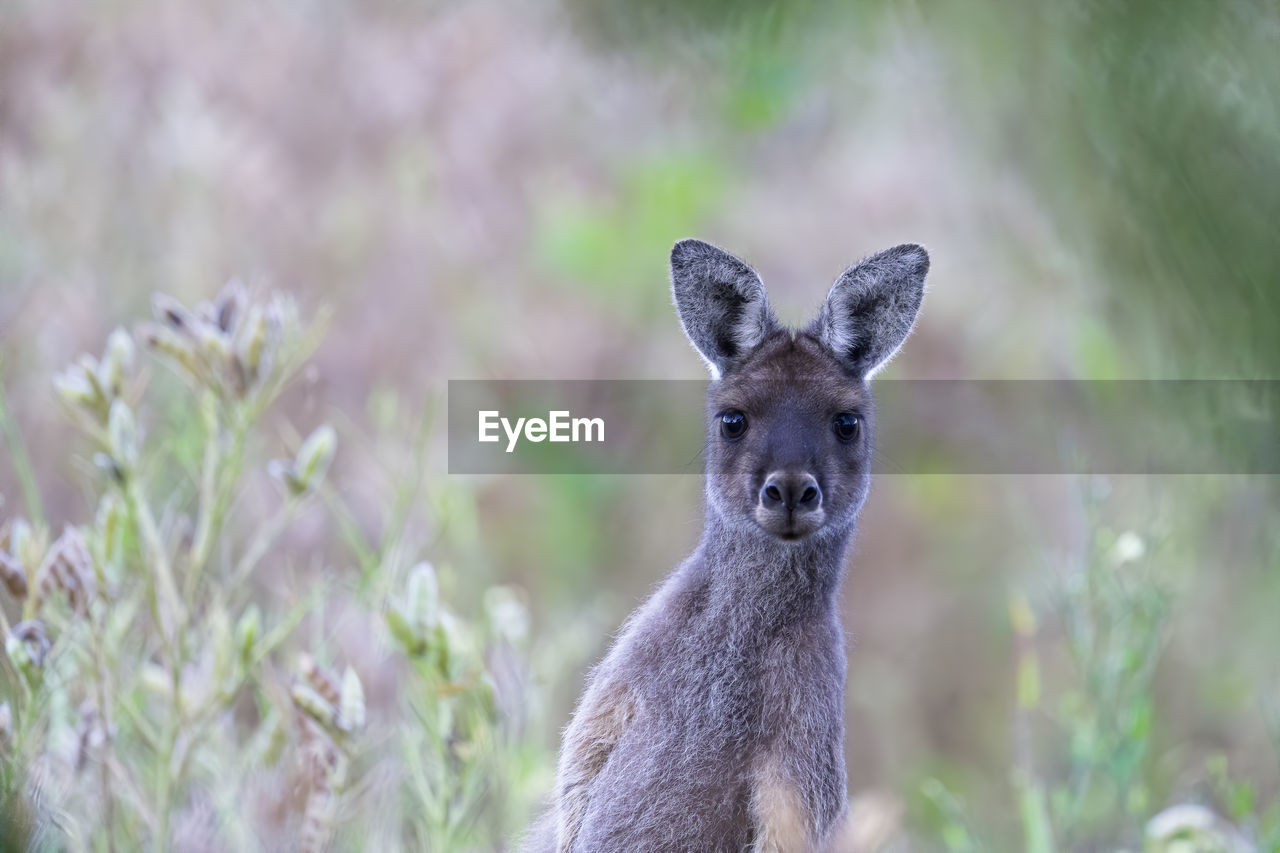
[812,243,929,380]
[670,239,778,379]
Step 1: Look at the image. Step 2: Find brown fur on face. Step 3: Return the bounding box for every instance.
[706,330,876,544]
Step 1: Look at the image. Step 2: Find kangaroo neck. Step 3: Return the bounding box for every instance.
[695,511,852,625]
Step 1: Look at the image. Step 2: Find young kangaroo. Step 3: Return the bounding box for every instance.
[523,239,929,853]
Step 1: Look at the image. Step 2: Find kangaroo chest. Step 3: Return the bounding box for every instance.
[642,601,837,749]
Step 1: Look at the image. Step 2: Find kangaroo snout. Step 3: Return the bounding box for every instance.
[757,470,824,539]
[761,471,821,511]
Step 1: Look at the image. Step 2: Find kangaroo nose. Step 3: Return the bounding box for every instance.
[761,472,821,512]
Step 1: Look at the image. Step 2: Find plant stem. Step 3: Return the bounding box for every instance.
[124,475,188,850]
[188,416,247,592]
[1011,592,1054,853]
[125,479,186,641]
[0,359,46,528]
[0,606,21,701]
[106,755,158,837]
[186,400,223,600]
[230,499,299,588]
[319,484,379,576]
[90,609,119,853]
[154,674,181,852]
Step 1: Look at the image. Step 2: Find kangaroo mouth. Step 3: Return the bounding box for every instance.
[754,505,825,540]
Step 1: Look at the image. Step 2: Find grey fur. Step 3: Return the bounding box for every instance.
[809,243,929,379]
[522,240,929,853]
[670,239,779,379]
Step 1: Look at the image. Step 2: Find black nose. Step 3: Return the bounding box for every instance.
[761,472,821,512]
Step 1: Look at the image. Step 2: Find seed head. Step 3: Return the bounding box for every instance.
[270,424,337,498]
[142,287,302,402]
[32,526,97,615]
[94,492,125,566]
[53,369,100,413]
[196,322,233,366]
[1109,531,1146,567]
[234,304,268,383]
[1,519,45,575]
[6,620,50,681]
[1145,803,1249,851]
[385,606,424,657]
[100,328,135,398]
[0,550,28,600]
[215,280,248,333]
[407,562,439,635]
[436,611,473,680]
[235,605,260,666]
[152,293,193,333]
[338,667,365,734]
[291,683,339,733]
[295,425,337,491]
[106,400,139,476]
[138,321,204,383]
[299,654,341,708]
[484,585,530,645]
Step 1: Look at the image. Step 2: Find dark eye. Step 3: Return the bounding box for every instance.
[833,413,860,443]
[720,410,748,441]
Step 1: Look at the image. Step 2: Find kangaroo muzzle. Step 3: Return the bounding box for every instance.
[756,470,825,539]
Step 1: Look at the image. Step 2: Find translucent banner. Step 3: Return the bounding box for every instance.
[447,380,1279,475]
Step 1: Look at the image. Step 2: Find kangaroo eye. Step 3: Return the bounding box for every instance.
[720,411,748,441]
[833,413,860,443]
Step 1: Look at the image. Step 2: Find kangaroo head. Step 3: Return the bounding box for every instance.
[671,238,928,542]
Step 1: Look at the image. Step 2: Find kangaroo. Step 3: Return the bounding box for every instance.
[522,238,929,853]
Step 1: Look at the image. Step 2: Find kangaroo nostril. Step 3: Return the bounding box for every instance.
[762,475,820,512]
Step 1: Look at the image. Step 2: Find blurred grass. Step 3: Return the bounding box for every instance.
[1,291,552,849]
[936,0,1280,379]
[0,0,1277,849]
[536,152,729,318]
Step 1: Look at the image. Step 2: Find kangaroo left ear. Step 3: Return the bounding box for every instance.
[811,243,929,379]
[670,239,778,380]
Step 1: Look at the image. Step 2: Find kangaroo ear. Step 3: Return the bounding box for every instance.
[670,239,778,379]
[812,243,929,379]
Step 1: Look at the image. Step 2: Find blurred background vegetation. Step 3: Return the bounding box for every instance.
[1,0,1277,849]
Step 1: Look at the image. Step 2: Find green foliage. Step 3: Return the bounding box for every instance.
[1047,525,1171,844]
[536,152,728,317]
[919,503,1278,852]
[945,0,1280,378]
[0,286,545,850]
[1207,753,1280,851]
[918,776,988,853]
